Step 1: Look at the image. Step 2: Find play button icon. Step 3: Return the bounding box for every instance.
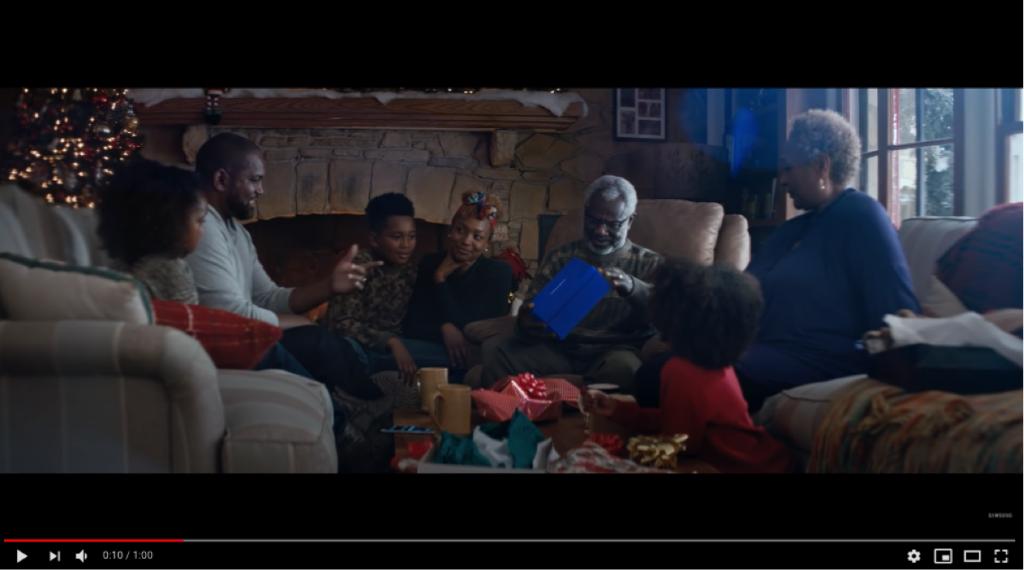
[17,550,27,563]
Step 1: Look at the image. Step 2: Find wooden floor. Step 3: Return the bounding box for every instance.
[393,407,718,473]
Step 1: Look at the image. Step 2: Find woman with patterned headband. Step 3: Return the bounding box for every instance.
[400,189,514,384]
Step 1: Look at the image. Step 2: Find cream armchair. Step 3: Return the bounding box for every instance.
[0,320,337,473]
[0,183,338,473]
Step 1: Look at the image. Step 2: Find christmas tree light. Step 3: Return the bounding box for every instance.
[2,88,145,208]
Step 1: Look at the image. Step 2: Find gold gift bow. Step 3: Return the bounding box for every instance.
[626,435,689,469]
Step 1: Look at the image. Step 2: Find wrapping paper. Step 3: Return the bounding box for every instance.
[587,434,624,456]
[883,312,1022,367]
[472,374,580,422]
[548,442,673,473]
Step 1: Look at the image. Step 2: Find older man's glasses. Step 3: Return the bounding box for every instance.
[584,213,629,231]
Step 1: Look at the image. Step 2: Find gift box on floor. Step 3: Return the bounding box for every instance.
[472,374,580,422]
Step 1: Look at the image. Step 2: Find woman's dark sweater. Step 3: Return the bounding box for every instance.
[401,250,514,342]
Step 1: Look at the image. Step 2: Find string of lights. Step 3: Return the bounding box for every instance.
[2,88,145,208]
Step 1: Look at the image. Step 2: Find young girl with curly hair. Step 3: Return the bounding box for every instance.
[581,258,794,473]
[95,158,207,303]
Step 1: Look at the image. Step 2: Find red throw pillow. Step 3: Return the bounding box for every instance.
[935,202,1023,314]
[150,300,282,369]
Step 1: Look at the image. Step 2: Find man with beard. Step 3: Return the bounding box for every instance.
[188,134,394,455]
[479,175,662,393]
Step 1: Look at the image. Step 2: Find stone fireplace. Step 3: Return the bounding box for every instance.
[136,89,730,290]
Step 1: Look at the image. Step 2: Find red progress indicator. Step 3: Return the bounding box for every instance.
[5,539,183,542]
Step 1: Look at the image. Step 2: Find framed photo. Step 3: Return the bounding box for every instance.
[614,88,667,141]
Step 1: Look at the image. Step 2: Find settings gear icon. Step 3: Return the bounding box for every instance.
[908,550,921,563]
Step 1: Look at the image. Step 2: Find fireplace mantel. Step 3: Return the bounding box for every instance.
[136,97,585,132]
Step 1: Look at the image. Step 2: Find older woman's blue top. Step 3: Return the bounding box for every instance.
[737,189,920,389]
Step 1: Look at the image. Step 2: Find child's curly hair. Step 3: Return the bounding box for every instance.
[454,188,503,229]
[94,158,203,267]
[648,257,764,370]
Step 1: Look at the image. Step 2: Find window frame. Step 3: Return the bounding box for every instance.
[995,88,1023,204]
[847,88,960,224]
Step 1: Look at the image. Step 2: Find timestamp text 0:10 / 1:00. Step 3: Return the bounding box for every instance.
[103,551,154,560]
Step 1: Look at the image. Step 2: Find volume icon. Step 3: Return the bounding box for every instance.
[75,550,87,562]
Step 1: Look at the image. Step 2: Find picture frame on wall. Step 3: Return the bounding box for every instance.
[614,88,667,141]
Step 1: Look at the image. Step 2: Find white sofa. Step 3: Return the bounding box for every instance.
[0,183,338,473]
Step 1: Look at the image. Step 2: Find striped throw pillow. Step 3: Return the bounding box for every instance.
[151,300,282,370]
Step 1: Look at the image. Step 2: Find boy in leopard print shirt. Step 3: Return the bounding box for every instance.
[320,193,450,383]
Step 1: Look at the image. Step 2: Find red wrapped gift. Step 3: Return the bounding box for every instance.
[472,374,580,422]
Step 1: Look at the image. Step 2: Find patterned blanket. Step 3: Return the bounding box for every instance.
[808,379,1022,473]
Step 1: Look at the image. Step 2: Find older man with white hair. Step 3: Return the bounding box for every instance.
[480,175,662,392]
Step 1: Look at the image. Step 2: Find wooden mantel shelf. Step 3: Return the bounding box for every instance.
[136,97,585,132]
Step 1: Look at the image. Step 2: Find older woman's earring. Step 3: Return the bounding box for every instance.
[819,178,825,190]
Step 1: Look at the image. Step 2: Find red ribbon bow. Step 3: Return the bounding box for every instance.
[512,372,547,400]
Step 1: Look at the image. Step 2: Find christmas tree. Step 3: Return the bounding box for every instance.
[2,88,145,208]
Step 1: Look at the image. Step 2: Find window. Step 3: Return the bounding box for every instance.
[850,89,955,224]
[996,88,1023,203]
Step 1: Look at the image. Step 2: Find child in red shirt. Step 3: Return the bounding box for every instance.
[582,258,795,473]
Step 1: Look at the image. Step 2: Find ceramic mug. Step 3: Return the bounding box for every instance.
[417,368,448,414]
[431,384,472,435]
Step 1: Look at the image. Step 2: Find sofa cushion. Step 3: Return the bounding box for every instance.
[713,214,751,270]
[753,375,870,457]
[897,216,977,301]
[919,275,968,318]
[935,202,1022,314]
[218,369,337,473]
[151,299,282,370]
[0,252,153,324]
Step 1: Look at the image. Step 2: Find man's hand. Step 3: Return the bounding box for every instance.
[386,337,418,385]
[331,244,384,294]
[440,323,468,368]
[598,267,634,296]
[434,251,471,283]
[517,302,557,339]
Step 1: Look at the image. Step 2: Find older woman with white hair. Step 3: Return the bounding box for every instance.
[633,110,920,413]
[480,175,663,392]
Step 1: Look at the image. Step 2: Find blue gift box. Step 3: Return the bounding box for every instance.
[530,258,611,339]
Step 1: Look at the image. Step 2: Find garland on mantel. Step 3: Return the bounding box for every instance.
[132,88,580,124]
[202,88,568,124]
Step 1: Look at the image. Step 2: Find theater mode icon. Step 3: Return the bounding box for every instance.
[964,550,982,563]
